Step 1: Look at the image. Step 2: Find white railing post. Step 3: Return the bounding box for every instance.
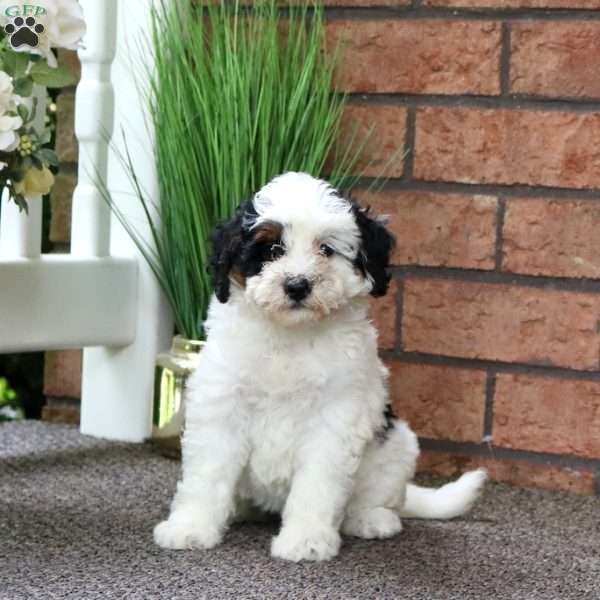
[79,0,173,442]
[0,193,42,258]
[70,0,116,257]
[0,59,138,353]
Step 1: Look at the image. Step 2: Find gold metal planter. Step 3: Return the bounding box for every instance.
[152,335,204,458]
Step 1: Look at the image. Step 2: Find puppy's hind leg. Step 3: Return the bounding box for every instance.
[342,420,419,539]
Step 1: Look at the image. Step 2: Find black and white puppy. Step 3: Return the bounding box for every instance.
[154,172,486,562]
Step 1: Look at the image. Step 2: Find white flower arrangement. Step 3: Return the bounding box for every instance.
[0,0,85,211]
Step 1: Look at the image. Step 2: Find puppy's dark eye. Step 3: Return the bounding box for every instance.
[319,243,334,257]
[270,243,285,260]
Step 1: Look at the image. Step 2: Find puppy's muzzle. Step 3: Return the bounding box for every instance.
[284,276,312,303]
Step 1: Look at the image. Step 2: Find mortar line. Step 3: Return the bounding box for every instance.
[494,196,506,271]
[395,277,404,351]
[500,22,512,96]
[402,108,416,181]
[325,7,600,22]
[419,437,600,471]
[347,93,600,113]
[354,178,600,201]
[483,369,497,440]
[380,350,600,383]
[390,263,600,294]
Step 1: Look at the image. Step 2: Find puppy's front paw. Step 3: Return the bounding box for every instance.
[271,522,341,562]
[153,516,222,550]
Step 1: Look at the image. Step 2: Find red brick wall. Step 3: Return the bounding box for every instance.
[344,2,600,494]
[44,8,600,495]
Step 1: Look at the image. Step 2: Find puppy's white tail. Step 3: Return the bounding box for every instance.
[399,469,487,520]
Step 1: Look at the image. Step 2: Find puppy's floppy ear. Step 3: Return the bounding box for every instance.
[352,204,396,297]
[210,199,256,303]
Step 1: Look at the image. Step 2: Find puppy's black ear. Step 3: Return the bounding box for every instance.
[352,204,396,297]
[210,199,256,303]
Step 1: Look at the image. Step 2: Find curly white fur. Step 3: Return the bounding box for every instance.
[154,173,487,562]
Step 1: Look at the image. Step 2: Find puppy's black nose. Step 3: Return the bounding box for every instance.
[284,276,312,302]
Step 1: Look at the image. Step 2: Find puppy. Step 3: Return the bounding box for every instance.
[154,172,486,562]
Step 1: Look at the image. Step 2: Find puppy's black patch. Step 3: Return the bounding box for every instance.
[383,403,395,432]
[210,201,284,303]
[210,200,253,303]
[375,403,396,442]
[350,203,396,297]
[240,221,284,278]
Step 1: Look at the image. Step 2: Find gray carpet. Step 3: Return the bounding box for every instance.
[1,421,599,600]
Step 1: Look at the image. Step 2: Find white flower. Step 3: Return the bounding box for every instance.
[0,0,86,67]
[0,115,23,152]
[0,70,24,151]
[0,71,18,114]
[40,0,86,51]
[0,161,7,171]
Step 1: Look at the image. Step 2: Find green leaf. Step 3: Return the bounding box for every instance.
[2,53,16,77]
[30,62,76,88]
[16,103,29,123]
[21,156,32,171]
[13,76,33,97]
[38,129,52,145]
[12,193,28,213]
[35,148,59,167]
[2,50,29,78]
[30,154,42,169]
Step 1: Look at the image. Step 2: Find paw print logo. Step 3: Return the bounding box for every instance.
[4,16,45,49]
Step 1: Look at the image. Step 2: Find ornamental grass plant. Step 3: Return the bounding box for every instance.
[109,0,367,340]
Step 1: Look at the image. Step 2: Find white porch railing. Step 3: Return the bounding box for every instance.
[0,0,173,442]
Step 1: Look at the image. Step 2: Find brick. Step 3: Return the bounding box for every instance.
[339,104,407,178]
[49,171,76,244]
[55,92,77,164]
[369,280,397,350]
[503,198,600,279]
[44,350,82,399]
[402,278,600,371]
[424,0,600,6]
[58,49,81,83]
[418,451,597,496]
[494,374,600,459]
[511,23,600,99]
[325,0,410,4]
[328,20,501,95]
[388,362,486,442]
[414,107,600,190]
[42,401,80,425]
[362,190,497,269]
